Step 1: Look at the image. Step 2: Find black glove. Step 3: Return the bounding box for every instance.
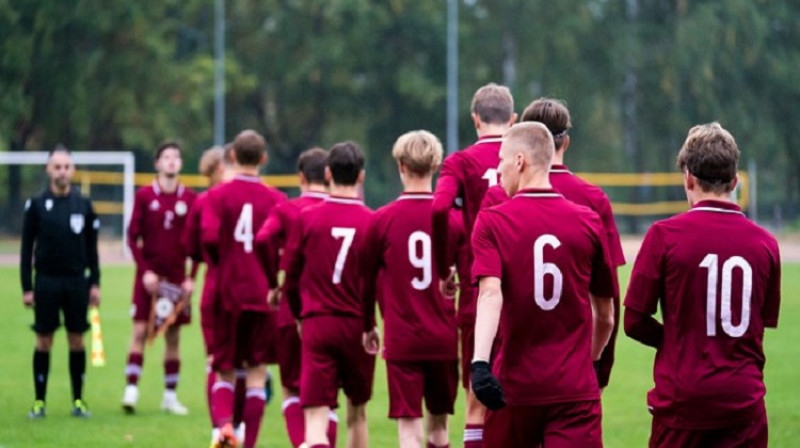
[471,361,506,410]
[593,360,602,383]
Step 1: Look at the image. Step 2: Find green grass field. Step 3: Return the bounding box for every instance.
[0,264,798,447]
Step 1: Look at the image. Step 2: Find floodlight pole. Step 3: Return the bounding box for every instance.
[446,0,459,154]
[214,0,226,146]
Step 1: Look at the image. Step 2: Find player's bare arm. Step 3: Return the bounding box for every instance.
[590,294,614,360]
[471,276,505,410]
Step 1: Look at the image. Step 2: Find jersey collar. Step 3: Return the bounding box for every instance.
[690,200,743,215]
[233,174,262,183]
[301,191,329,199]
[327,195,364,205]
[475,135,503,146]
[397,192,434,200]
[152,180,185,196]
[514,188,562,199]
[550,164,572,174]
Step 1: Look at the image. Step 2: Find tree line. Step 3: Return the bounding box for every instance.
[2,0,799,229]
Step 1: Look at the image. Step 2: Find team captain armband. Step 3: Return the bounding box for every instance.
[146,281,189,344]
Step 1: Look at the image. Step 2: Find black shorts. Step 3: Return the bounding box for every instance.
[32,275,90,334]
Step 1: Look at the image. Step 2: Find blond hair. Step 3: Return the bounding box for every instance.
[199,146,225,177]
[677,122,739,194]
[392,130,444,177]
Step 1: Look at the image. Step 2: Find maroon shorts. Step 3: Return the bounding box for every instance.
[211,309,276,372]
[300,315,375,408]
[278,324,302,391]
[460,323,474,389]
[650,410,768,448]
[130,274,191,325]
[386,360,458,419]
[485,400,603,448]
[199,281,219,356]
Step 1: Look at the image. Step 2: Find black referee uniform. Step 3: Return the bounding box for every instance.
[20,187,100,415]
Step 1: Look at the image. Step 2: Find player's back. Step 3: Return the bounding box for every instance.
[297,196,372,318]
[368,193,458,361]
[634,200,780,427]
[441,136,503,235]
[205,175,286,311]
[549,164,625,266]
[472,189,614,406]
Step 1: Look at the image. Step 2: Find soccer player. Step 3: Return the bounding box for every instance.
[20,145,101,418]
[254,147,334,448]
[361,131,459,448]
[624,123,781,448]
[284,141,375,448]
[520,97,625,388]
[431,83,516,448]
[470,122,615,447]
[202,130,287,448]
[180,145,232,439]
[123,141,197,415]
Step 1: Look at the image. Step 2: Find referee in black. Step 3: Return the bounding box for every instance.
[20,145,101,419]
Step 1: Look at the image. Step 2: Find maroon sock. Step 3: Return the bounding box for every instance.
[211,381,235,427]
[282,397,305,447]
[327,410,338,447]
[164,359,180,390]
[464,423,483,448]
[309,445,329,448]
[428,443,450,448]
[125,352,143,385]
[243,388,266,448]
[206,365,215,427]
[233,370,246,426]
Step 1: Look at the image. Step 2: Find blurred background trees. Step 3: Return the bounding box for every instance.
[2,0,799,228]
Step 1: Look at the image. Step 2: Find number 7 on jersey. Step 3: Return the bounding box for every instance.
[331,227,356,284]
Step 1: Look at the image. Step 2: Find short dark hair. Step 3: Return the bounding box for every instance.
[677,122,739,194]
[520,98,572,150]
[297,147,328,185]
[471,83,515,125]
[327,141,365,186]
[48,143,71,157]
[233,130,266,166]
[154,140,182,160]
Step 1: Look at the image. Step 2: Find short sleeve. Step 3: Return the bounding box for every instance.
[762,240,781,328]
[588,216,617,299]
[623,224,665,315]
[471,212,502,282]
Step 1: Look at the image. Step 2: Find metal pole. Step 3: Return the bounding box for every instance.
[214,0,226,146]
[446,0,459,154]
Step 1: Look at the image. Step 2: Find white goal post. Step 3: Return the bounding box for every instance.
[0,151,135,256]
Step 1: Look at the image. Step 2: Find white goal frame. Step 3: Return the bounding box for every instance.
[0,151,135,256]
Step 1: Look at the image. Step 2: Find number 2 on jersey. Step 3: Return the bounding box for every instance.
[700,254,752,337]
[331,227,356,284]
[408,231,432,290]
[234,203,254,253]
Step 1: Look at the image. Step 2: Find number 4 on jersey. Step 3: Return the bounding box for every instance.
[234,203,254,253]
[482,168,499,187]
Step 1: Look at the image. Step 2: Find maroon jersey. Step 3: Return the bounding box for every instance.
[284,196,373,320]
[451,210,475,325]
[362,192,458,361]
[255,192,328,328]
[181,191,217,299]
[550,165,625,267]
[471,188,615,406]
[201,175,287,312]
[128,181,196,280]
[432,135,503,279]
[624,200,781,429]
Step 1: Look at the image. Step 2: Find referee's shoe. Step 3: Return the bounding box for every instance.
[71,399,92,418]
[28,400,45,419]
